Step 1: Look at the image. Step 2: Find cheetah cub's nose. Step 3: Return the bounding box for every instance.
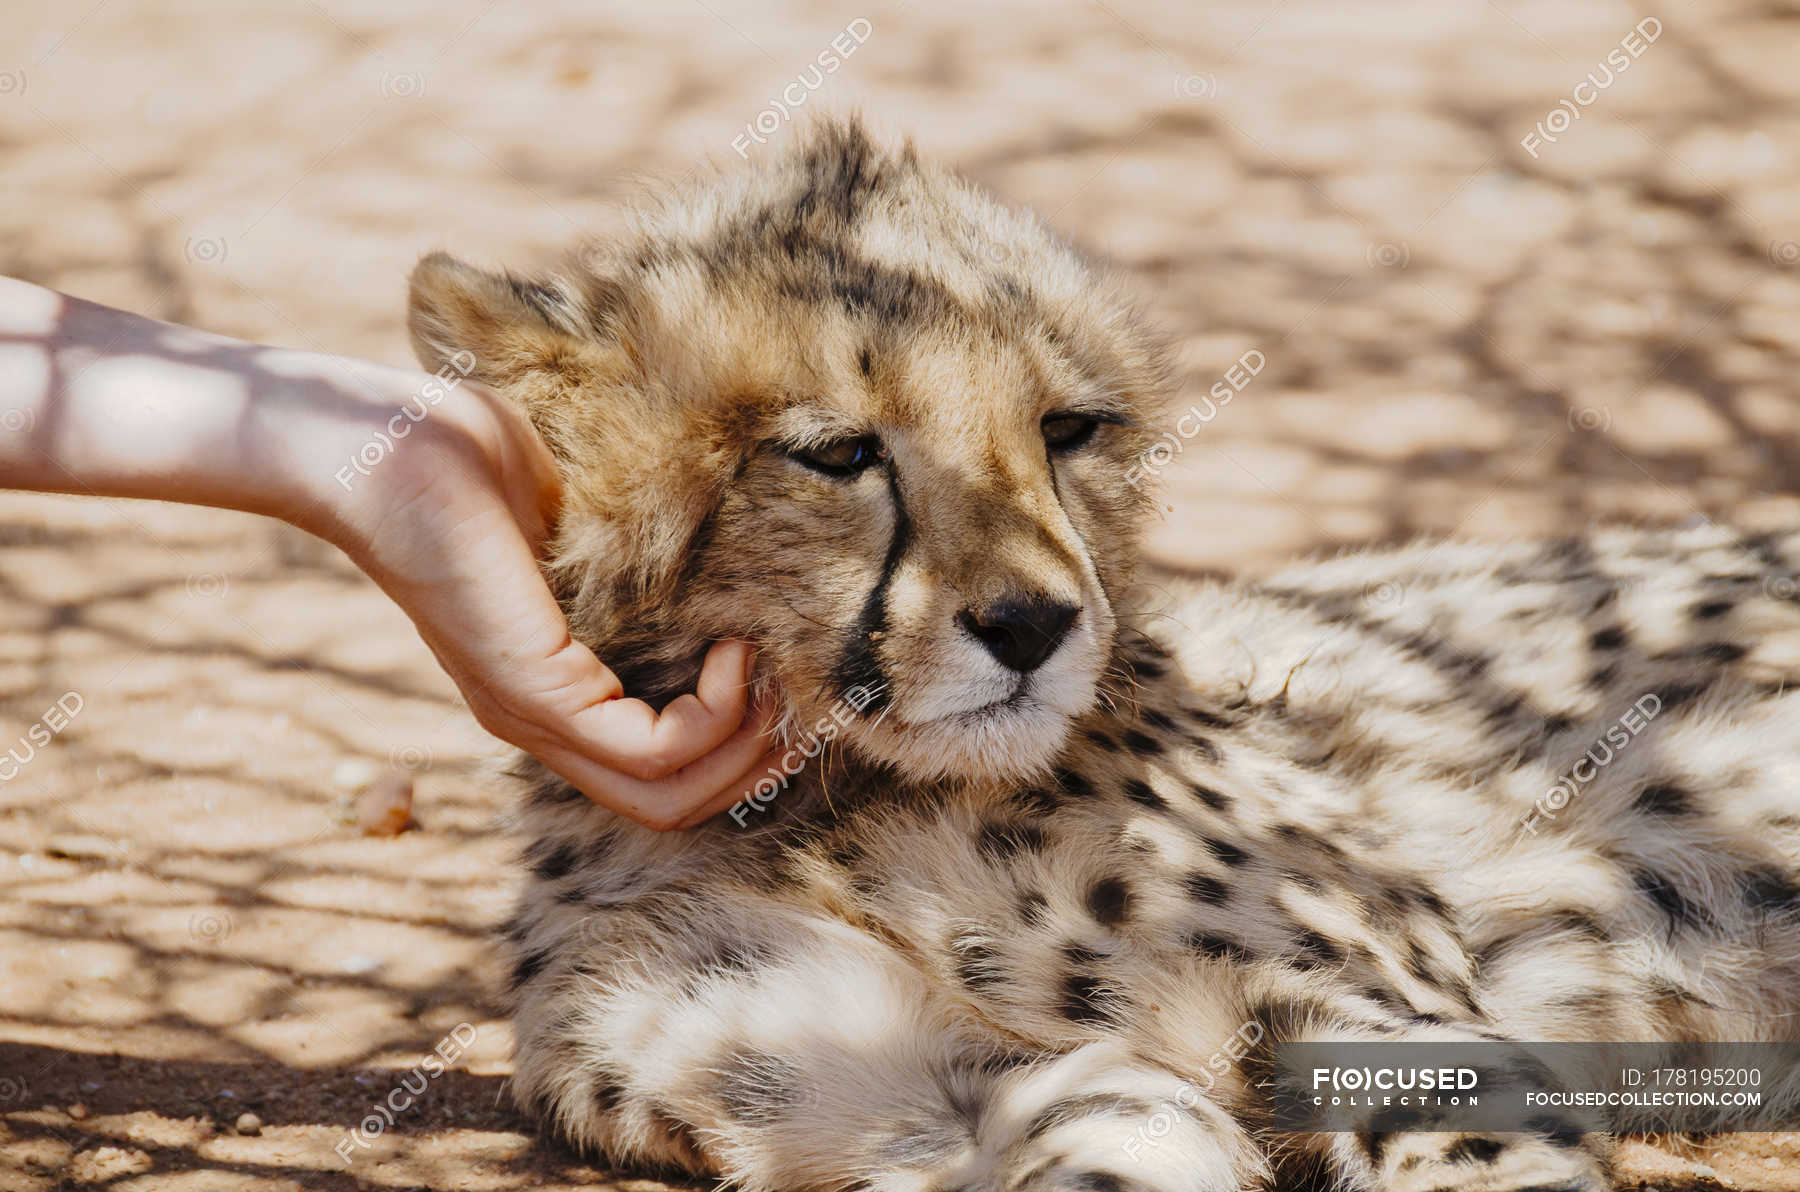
[958,597,1081,673]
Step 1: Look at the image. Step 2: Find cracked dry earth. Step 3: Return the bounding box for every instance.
[3,0,1800,1188]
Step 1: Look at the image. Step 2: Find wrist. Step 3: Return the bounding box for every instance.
[254,352,442,548]
[272,351,509,586]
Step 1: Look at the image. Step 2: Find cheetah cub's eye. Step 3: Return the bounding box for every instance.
[787,434,887,477]
[1041,413,1103,452]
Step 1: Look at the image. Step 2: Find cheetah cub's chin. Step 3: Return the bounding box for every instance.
[410,120,1800,1192]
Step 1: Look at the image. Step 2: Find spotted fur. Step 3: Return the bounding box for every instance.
[409,120,1800,1192]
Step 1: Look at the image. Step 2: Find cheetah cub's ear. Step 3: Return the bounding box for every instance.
[405,251,630,461]
[406,251,587,375]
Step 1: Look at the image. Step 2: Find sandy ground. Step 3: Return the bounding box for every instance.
[4,0,1800,1187]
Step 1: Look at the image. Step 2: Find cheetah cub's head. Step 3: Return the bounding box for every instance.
[407,120,1170,786]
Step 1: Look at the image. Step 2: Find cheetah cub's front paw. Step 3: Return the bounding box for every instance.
[1376,1132,1609,1192]
[955,1043,1263,1192]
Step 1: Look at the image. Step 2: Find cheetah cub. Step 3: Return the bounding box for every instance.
[408,121,1800,1192]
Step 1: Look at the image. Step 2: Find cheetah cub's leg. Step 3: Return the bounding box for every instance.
[947,1040,1265,1192]
[516,906,999,1190]
[514,904,1261,1192]
[1325,1130,1610,1192]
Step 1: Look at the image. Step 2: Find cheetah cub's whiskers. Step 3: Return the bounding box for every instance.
[409,119,1800,1192]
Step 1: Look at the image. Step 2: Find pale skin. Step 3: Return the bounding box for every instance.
[0,276,779,830]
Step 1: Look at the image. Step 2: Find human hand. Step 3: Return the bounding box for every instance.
[316,374,781,830]
[0,276,777,830]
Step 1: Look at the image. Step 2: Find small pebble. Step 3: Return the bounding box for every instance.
[66,1102,87,1120]
[234,1111,262,1136]
[357,773,415,837]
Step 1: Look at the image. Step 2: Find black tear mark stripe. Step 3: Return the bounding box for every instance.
[834,467,911,714]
